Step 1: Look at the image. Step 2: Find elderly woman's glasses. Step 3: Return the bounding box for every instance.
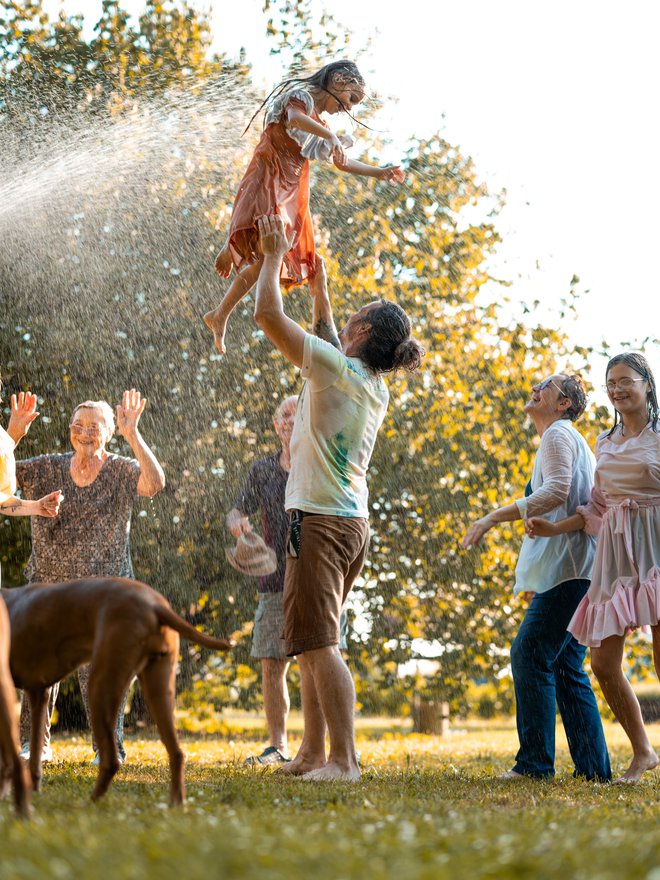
[603,378,646,394]
[537,378,567,397]
[69,423,103,436]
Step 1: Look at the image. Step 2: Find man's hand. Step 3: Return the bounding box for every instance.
[227,508,252,538]
[7,392,39,444]
[116,388,147,440]
[257,215,292,261]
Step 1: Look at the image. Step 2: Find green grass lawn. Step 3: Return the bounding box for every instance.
[2,716,660,880]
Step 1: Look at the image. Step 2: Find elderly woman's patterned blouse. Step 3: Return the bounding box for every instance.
[16,452,140,583]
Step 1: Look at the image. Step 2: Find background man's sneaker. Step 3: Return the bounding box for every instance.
[92,750,126,766]
[244,746,291,766]
[19,744,52,762]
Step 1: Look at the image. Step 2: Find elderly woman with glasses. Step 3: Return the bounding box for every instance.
[527,353,660,782]
[7,388,165,764]
[462,373,611,781]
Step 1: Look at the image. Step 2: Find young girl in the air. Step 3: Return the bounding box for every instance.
[203,60,405,354]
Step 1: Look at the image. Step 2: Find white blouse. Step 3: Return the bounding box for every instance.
[513,419,597,595]
[265,87,354,162]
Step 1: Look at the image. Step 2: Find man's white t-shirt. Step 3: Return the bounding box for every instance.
[285,335,389,518]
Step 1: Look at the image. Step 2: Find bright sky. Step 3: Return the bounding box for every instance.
[44,0,660,386]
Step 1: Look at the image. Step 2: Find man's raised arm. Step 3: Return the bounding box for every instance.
[253,216,307,368]
[310,256,340,350]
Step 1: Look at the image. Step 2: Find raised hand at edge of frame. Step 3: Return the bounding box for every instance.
[8,392,40,443]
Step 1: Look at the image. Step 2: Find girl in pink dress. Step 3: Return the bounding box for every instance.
[527,353,660,782]
[203,60,405,354]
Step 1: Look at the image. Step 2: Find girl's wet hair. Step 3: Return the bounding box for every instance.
[357,300,425,374]
[605,352,659,435]
[244,60,367,135]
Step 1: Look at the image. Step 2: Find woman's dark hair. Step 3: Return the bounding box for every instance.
[357,300,425,374]
[556,374,587,422]
[606,352,659,435]
[244,60,367,134]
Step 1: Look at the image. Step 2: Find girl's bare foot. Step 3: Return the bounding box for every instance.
[214,246,233,278]
[203,308,228,355]
[302,761,361,782]
[613,750,659,784]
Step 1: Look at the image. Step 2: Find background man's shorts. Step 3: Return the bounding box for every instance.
[251,592,287,660]
[283,512,369,657]
[251,591,349,660]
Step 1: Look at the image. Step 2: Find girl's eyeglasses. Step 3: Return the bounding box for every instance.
[603,378,646,394]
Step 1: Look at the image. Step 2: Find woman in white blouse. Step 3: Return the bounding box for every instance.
[462,373,611,780]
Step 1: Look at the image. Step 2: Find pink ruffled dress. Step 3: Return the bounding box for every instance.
[568,423,660,646]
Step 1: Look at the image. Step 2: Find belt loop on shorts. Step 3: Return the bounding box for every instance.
[289,509,306,524]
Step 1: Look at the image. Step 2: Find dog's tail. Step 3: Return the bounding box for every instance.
[155,605,233,651]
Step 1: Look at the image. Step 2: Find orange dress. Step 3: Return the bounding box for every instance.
[228,88,325,287]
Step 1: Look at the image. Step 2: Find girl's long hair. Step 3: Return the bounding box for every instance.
[243,60,367,135]
[605,352,659,435]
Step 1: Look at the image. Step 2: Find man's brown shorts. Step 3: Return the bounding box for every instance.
[283,511,369,657]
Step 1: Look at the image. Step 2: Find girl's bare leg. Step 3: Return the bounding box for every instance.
[204,258,263,355]
[652,623,660,681]
[591,634,658,783]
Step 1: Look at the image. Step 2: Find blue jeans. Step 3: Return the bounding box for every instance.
[510,579,611,780]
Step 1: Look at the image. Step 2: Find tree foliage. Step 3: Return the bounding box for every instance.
[0,0,610,714]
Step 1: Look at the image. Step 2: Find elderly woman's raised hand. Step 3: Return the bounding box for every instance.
[461,515,494,548]
[525,517,558,538]
[116,389,147,440]
[36,489,64,518]
[7,392,40,443]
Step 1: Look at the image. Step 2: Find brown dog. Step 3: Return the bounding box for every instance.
[0,595,31,818]
[2,577,231,806]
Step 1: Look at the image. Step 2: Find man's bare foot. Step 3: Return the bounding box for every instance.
[301,761,361,782]
[613,750,659,784]
[215,246,233,278]
[203,309,228,355]
[499,769,525,780]
[274,754,326,776]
